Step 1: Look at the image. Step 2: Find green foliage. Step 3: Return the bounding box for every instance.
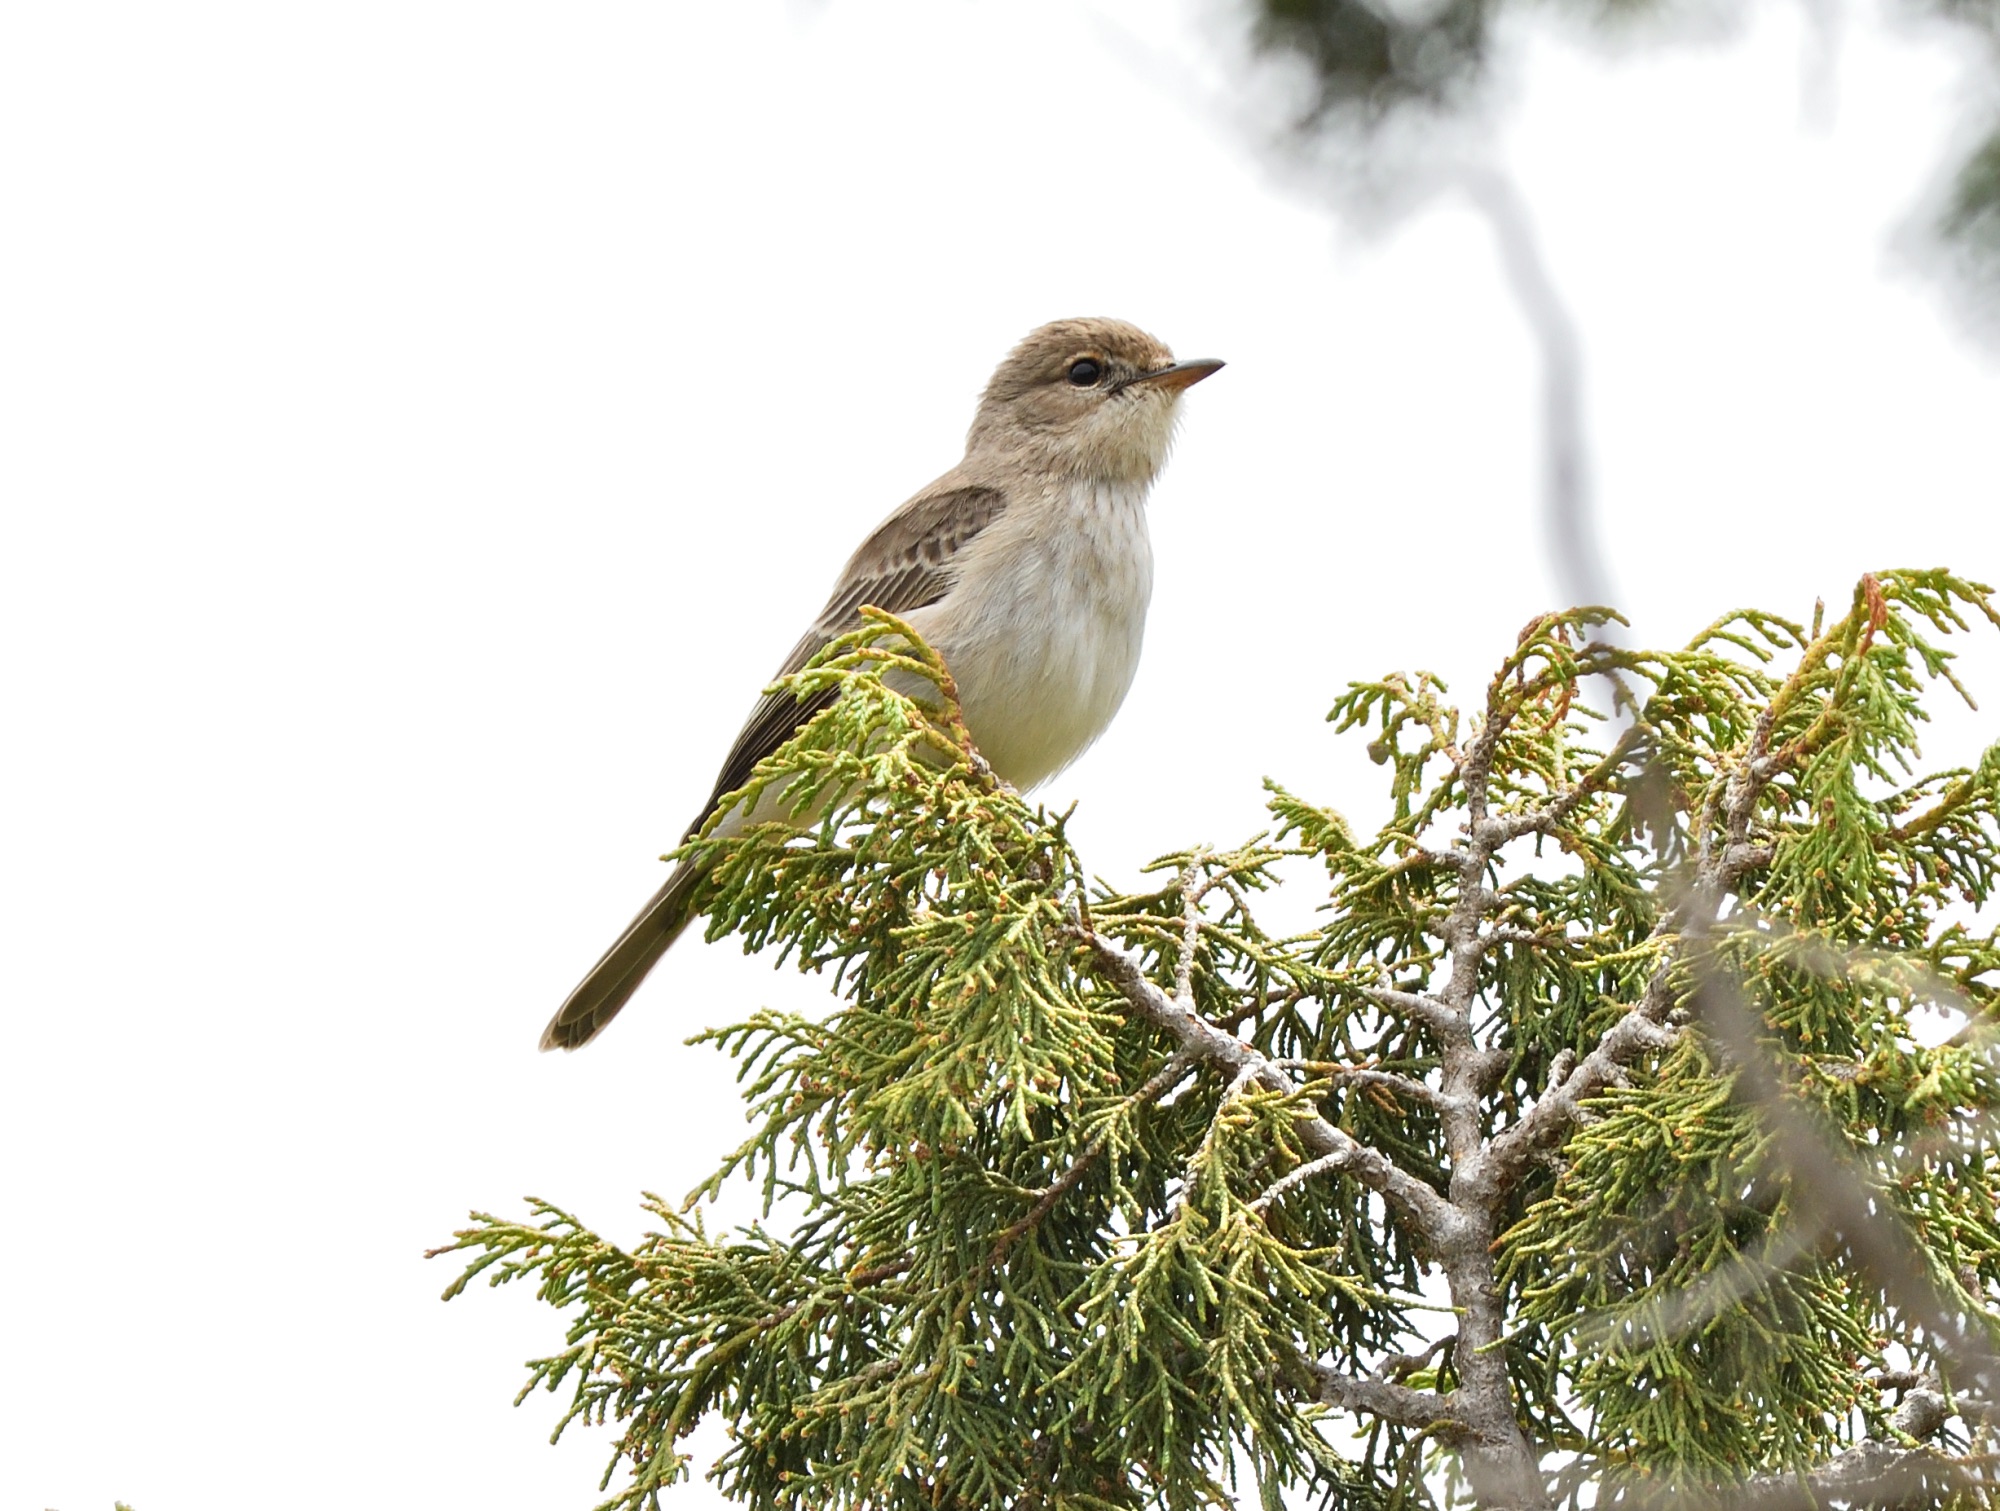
[1504,575,2000,1498]
[438,577,2000,1510]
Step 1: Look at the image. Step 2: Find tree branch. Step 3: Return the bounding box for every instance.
[1073,923,1456,1243]
[1723,1377,1978,1511]
[1324,1065,1448,1108]
[1487,956,1679,1183]
[1364,982,1464,1041]
[1298,1353,1466,1436]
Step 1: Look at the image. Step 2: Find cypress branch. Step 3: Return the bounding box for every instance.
[438,577,2000,1510]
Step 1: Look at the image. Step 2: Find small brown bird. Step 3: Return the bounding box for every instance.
[541,317,1222,1051]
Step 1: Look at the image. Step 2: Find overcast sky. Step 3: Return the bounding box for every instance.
[5,2,1997,1508]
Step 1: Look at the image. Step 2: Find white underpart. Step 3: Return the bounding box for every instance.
[911,475,1154,791]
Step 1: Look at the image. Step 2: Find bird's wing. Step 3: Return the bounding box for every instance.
[684,482,1008,836]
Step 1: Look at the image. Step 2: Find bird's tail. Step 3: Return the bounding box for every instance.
[539,860,702,1052]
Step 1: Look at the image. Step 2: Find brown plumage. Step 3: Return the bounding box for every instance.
[538,485,1010,1053]
[540,318,1221,1052]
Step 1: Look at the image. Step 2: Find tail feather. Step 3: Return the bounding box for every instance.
[540,861,702,1052]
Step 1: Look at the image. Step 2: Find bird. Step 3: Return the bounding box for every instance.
[541,317,1223,1051]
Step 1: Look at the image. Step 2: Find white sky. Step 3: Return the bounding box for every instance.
[4,2,1996,1507]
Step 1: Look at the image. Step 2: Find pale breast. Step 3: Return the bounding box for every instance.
[914,477,1154,790]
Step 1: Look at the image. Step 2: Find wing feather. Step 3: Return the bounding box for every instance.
[684,483,1007,835]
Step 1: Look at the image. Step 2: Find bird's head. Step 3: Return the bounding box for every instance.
[966,317,1223,484]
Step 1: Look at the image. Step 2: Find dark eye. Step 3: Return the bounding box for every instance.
[1067,358,1103,387]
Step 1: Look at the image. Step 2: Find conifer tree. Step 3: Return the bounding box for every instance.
[437,569,2000,1510]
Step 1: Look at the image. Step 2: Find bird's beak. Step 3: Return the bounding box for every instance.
[1121,358,1225,394]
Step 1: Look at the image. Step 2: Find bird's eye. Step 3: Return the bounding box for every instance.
[1067,358,1103,387]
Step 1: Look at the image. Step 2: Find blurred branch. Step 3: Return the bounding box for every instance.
[1455,162,1616,616]
[1695,961,2000,1398]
